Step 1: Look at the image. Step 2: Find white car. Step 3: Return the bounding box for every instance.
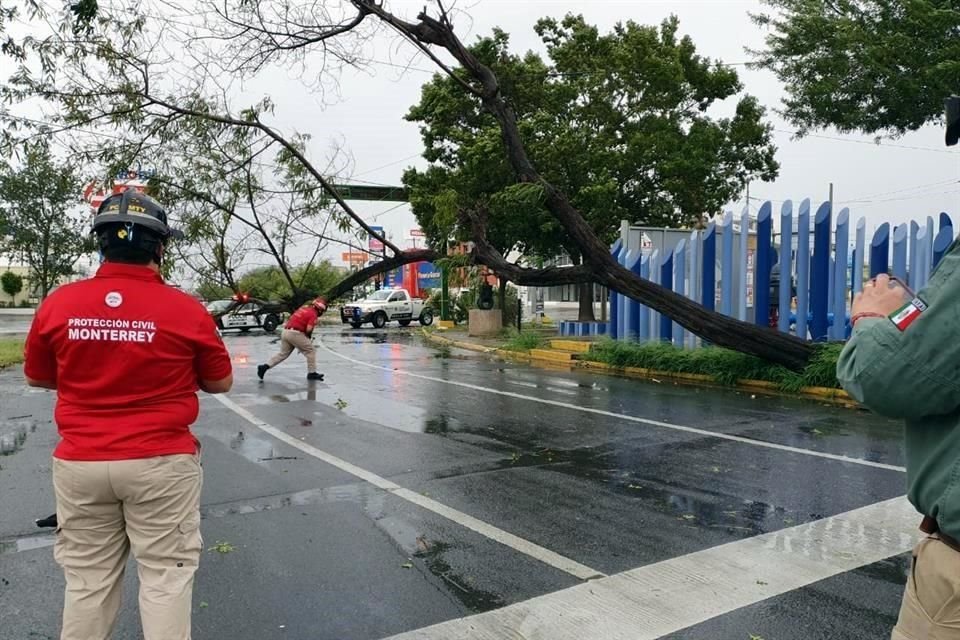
[340,289,434,329]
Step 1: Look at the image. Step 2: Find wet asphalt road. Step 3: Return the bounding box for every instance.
[0,327,911,639]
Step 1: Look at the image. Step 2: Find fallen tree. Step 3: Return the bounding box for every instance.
[1,0,815,369]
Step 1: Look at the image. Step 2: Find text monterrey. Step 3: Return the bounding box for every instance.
[67,318,157,344]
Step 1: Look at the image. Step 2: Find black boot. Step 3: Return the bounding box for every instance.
[257,364,269,380]
[307,372,324,381]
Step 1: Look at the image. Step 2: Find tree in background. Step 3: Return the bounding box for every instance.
[236,262,343,302]
[0,0,815,368]
[1,270,23,304]
[751,0,960,136]
[0,142,91,299]
[405,16,780,321]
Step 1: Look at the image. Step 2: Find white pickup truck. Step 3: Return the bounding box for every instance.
[340,289,434,329]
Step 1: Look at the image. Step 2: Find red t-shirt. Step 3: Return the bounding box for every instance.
[285,306,319,333]
[24,263,233,461]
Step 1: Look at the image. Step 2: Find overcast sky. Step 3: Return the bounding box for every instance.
[280,0,959,264]
[9,0,960,276]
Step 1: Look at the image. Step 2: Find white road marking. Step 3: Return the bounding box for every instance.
[212,394,604,581]
[319,339,907,474]
[383,496,921,640]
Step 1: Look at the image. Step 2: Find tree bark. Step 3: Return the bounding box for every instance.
[578,282,596,322]
[358,1,815,370]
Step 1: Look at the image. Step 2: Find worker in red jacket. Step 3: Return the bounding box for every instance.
[24,190,233,640]
[258,297,327,381]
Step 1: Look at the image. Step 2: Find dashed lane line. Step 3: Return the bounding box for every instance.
[212,394,605,581]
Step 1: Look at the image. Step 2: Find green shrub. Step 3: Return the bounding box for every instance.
[585,339,842,392]
[501,329,548,352]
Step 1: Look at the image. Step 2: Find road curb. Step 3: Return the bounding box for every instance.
[421,330,858,409]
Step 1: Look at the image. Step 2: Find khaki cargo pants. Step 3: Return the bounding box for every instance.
[892,536,960,639]
[53,454,203,640]
[267,329,316,373]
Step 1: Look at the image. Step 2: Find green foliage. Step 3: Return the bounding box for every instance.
[587,340,843,392]
[1,271,23,299]
[0,141,91,299]
[0,338,24,368]
[195,279,233,301]
[235,261,341,303]
[403,14,779,264]
[751,0,960,136]
[501,329,548,352]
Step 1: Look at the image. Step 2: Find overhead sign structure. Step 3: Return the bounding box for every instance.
[332,184,408,202]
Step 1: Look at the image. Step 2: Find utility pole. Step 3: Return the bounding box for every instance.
[829,182,834,214]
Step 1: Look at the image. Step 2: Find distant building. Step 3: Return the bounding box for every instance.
[0,253,98,306]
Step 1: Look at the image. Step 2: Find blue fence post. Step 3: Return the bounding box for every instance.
[909,221,920,289]
[754,202,773,326]
[639,256,650,341]
[674,240,686,347]
[853,217,866,298]
[609,240,622,340]
[702,222,717,312]
[827,256,835,326]
[648,250,660,341]
[660,249,674,341]
[738,208,750,322]
[721,212,734,317]
[687,230,700,348]
[936,212,954,269]
[892,224,908,282]
[810,201,832,342]
[626,251,642,340]
[934,225,953,270]
[832,208,850,340]
[617,232,637,341]
[796,199,811,340]
[778,201,793,333]
[916,227,929,289]
[870,223,890,277]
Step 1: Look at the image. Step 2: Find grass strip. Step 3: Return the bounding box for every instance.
[0,338,25,368]
[584,339,844,393]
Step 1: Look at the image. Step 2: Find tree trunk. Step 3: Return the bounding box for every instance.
[498,278,510,325]
[357,4,815,369]
[578,282,596,322]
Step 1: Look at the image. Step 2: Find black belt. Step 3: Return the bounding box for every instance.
[920,515,960,553]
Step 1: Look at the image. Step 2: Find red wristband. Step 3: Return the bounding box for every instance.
[851,312,886,327]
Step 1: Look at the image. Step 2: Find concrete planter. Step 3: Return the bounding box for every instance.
[468,309,502,337]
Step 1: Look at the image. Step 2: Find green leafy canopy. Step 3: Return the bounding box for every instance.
[751,0,960,136]
[403,14,779,263]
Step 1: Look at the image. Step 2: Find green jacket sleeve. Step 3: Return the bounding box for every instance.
[837,243,960,419]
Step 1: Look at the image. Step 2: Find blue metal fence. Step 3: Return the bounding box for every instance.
[562,201,957,343]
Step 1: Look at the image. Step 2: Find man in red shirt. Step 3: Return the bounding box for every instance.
[24,190,233,640]
[257,297,327,381]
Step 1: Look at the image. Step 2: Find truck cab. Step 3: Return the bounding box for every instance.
[340,288,434,329]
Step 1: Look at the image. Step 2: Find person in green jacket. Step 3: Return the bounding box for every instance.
[837,258,960,640]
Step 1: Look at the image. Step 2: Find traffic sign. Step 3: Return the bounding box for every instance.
[410,228,426,238]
